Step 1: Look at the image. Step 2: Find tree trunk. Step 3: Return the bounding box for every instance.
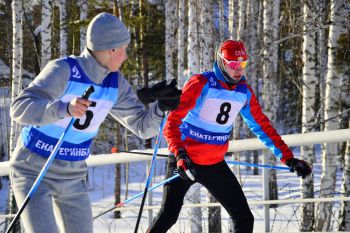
[59,0,67,57]
[338,34,350,229]
[165,0,177,82]
[114,122,122,219]
[187,183,202,233]
[247,0,259,94]
[247,0,260,175]
[300,0,317,231]
[262,0,280,207]
[198,1,221,230]
[221,0,229,40]
[338,124,350,230]
[187,0,200,76]
[199,0,214,71]
[315,0,347,231]
[208,192,221,233]
[78,0,88,53]
[187,0,202,231]
[317,0,328,132]
[228,0,239,39]
[41,0,52,68]
[177,0,186,89]
[8,1,23,232]
[237,0,247,41]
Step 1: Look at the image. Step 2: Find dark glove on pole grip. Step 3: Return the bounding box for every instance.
[82,85,95,99]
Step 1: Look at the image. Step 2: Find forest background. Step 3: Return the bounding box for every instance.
[0,0,349,232]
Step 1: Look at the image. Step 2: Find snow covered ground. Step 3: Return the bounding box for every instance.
[90,149,344,233]
[0,147,345,232]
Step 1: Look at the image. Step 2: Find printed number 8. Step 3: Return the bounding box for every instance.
[216,102,231,124]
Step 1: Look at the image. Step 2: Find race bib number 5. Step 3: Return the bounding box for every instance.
[56,94,113,133]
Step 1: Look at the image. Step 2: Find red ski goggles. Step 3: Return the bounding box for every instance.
[218,52,248,69]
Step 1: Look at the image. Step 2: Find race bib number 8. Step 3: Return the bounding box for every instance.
[199,98,242,125]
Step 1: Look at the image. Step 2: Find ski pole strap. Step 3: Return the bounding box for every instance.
[225,160,289,170]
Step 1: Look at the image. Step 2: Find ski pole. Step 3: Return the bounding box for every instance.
[116,151,289,171]
[134,117,166,233]
[116,150,168,157]
[226,160,289,170]
[93,173,180,220]
[6,86,95,233]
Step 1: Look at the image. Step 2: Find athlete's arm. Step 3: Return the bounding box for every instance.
[10,59,70,126]
[109,74,163,139]
[164,74,208,155]
[240,86,293,163]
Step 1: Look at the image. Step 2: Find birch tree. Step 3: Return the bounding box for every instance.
[228,0,239,39]
[247,0,260,175]
[8,0,23,231]
[262,0,280,204]
[316,0,328,130]
[165,0,177,82]
[238,0,253,173]
[41,0,52,68]
[113,0,122,219]
[113,0,122,19]
[237,0,247,41]
[9,0,23,156]
[300,0,317,230]
[59,0,67,57]
[187,0,200,77]
[199,0,214,71]
[339,132,350,230]
[198,1,220,230]
[315,0,347,231]
[338,37,350,230]
[222,0,230,40]
[187,1,202,231]
[229,0,244,182]
[177,0,186,88]
[78,0,88,53]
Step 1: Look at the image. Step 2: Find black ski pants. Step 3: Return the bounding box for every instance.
[148,156,254,233]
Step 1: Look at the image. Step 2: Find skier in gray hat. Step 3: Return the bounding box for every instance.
[9,12,180,233]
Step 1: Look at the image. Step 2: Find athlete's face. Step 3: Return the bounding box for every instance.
[108,44,128,72]
[224,64,245,82]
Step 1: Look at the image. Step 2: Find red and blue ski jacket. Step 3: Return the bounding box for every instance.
[163,62,294,165]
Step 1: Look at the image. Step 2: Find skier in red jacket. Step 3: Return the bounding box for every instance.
[147,40,312,233]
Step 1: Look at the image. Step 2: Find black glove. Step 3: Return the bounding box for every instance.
[137,79,182,107]
[176,149,196,181]
[158,97,180,112]
[286,158,312,179]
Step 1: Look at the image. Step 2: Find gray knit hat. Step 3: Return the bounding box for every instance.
[86,12,131,51]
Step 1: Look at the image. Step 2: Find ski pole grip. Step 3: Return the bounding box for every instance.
[82,85,95,99]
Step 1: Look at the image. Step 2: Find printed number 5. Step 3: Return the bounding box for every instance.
[216,102,231,124]
[74,101,96,130]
